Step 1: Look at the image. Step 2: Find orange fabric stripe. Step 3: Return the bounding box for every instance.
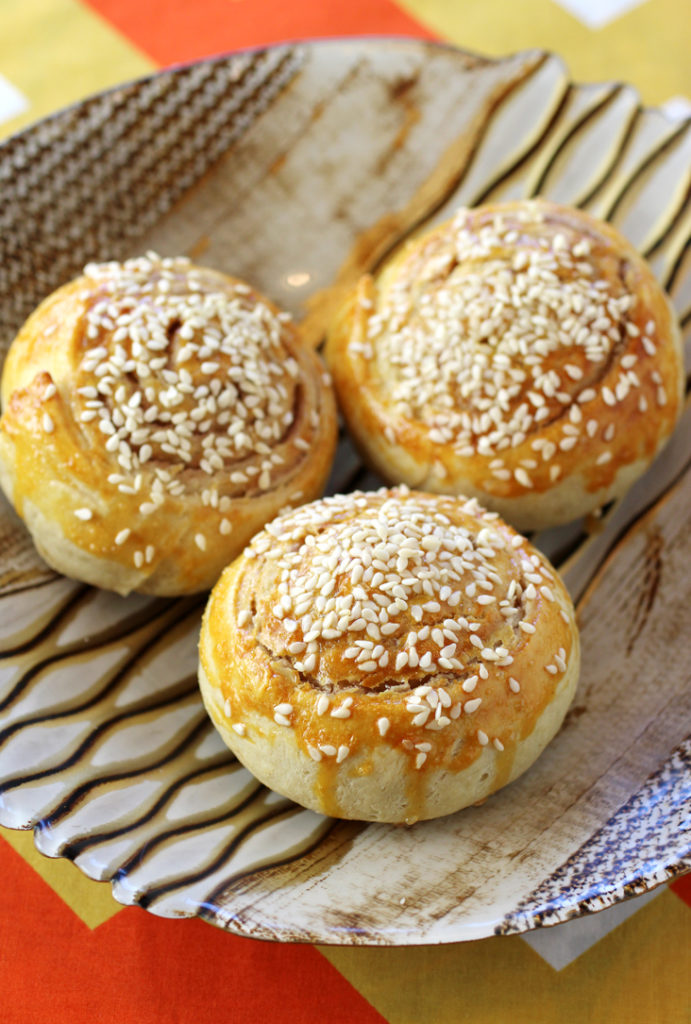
[0,836,386,1024]
[670,874,691,908]
[81,0,436,66]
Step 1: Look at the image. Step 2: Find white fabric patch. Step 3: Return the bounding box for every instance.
[520,887,662,970]
[551,0,648,29]
[660,96,691,121]
[0,74,29,125]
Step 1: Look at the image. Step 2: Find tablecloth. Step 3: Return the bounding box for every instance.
[1,2,690,1022]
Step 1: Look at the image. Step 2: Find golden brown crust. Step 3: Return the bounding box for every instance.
[198,488,580,823]
[0,255,338,595]
[325,200,684,531]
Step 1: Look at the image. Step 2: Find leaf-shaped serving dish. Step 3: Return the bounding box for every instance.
[0,39,689,945]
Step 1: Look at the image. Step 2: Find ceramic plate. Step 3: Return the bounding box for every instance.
[0,39,690,945]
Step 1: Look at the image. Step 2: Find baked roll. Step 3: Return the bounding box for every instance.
[325,200,684,531]
[0,254,337,595]
[198,487,580,824]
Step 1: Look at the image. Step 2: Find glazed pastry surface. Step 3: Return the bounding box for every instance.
[326,200,684,530]
[199,487,580,823]
[0,254,338,595]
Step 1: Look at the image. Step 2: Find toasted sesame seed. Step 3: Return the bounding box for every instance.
[330,703,352,718]
[514,468,533,488]
[114,528,131,545]
[232,723,246,737]
[477,730,489,746]
[42,412,55,433]
[74,508,93,521]
[72,253,317,557]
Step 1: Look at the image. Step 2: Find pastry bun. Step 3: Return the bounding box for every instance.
[325,200,684,531]
[198,487,579,824]
[0,254,337,595]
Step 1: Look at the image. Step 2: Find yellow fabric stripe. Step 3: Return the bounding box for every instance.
[1,827,121,929]
[320,887,691,1023]
[0,0,154,140]
[398,0,690,107]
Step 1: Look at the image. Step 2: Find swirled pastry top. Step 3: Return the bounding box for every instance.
[0,253,337,594]
[201,487,578,811]
[325,200,683,529]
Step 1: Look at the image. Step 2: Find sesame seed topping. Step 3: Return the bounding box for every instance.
[232,723,246,737]
[243,489,574,773]
[42,412,55,433]
[68,252,318,559]
[354,204,643,489]
[74,508,93,521]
